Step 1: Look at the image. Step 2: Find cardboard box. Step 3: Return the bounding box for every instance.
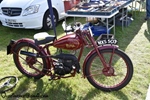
[64,0,80,12]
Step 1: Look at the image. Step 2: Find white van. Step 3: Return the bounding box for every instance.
[0,0,66,30]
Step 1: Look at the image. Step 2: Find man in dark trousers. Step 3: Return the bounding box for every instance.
[145,0,150,20]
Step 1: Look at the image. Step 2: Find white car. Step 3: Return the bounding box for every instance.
[0,0,66,30]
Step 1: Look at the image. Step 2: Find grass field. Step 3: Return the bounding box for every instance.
[0,11,150,100]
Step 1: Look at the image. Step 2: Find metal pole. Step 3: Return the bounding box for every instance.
[47,0,57,39]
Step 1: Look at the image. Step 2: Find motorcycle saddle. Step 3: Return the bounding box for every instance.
[34,32,56,45]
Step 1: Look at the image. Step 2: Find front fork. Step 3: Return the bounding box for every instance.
[96,46,116,68]
[82,45,118,77]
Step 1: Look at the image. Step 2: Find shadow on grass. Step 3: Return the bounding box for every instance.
[144,20,150,41]
[43,81,78,100]
[4,76,79,100]
[115,12,146,51]
[82,88,128,100]
[112,91,129,100]
[5,75,129,100]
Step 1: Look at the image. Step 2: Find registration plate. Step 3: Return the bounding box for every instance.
[5,19,16,23]
[97,39,118,45]
[7,40,16,55]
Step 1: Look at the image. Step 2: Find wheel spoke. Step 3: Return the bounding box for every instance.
[87,68,103,77]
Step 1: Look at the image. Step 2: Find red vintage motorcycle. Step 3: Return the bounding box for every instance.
[7,22,133,92]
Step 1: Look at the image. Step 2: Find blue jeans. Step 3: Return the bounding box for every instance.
[146,0,150,17]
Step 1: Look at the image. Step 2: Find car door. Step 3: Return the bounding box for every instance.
[51,0,65,19]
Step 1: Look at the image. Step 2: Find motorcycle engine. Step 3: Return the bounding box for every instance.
[52,53,80,75]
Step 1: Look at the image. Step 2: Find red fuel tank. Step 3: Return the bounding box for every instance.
[53,34,83,50]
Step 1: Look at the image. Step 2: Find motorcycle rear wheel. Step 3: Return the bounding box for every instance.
[85,49,133,92]
[13,42,48,79]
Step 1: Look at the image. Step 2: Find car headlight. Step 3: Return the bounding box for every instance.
[22,5,40,16]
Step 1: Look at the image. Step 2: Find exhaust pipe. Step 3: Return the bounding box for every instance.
[20,51,37,57]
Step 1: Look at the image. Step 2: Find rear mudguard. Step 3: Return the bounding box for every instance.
[7,38,36,55]
[82,45,118,78]
[7,38,51,69]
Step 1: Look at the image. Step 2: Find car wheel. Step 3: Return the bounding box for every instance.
[42,10,58,31]
[0,21,2,26]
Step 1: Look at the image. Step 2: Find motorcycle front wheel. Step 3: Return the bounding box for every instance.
[85,49,133,92]
[13,42,48,79]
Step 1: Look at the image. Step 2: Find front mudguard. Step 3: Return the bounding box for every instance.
[7,38,36,55]
[82,45,118,78]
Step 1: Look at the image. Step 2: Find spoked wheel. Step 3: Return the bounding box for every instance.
[0,76,18,93]
[85,49,133,92]
[13,42,48,79]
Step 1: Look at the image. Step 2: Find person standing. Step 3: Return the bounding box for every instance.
[145,0,150,20]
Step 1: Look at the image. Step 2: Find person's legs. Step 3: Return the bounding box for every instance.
[145,0,150,20]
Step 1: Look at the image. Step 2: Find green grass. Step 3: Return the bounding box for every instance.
[0,11,150,100]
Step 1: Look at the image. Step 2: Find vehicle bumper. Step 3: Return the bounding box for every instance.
[0,13,44,29]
